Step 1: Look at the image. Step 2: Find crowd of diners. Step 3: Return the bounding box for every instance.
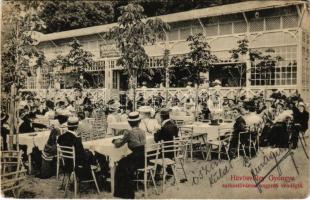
[0,88,309,198]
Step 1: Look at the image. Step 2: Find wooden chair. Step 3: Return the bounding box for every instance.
[237,126,257,159]
[179,126,206,160]
[157,140,179,192]
[1,151,27,198]
[57,145,100,198]
[92,117,106,139]
[134,142,161,197]
[206,127,233,160]
[173,136,191,181]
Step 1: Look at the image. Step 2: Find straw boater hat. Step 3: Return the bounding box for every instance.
[127,112,141,122]
[67,116,79,128]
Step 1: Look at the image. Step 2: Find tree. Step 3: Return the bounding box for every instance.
[226,39,282,88]
[170,33,218,87]
[48,39,95,89]
[104,3,169,110]
[170,33,218,118]
[38,1,114,33]
[1,1,46,150]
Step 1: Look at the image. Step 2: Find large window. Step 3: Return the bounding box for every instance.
[251,46,297,86]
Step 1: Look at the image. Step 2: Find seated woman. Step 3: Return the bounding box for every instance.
[113,112,146,199]
[268,108,294,148]
[294,102,309,133]
[138,106,160,135]
[39,126,61,179]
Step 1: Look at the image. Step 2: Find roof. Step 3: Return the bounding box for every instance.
[37,0,305,43]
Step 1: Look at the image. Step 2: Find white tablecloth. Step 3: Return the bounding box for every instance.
[108,122,131,130]
[183,122,234,140]
[170,115,195,122]
[17,130,51,154]
[83,135,155,163]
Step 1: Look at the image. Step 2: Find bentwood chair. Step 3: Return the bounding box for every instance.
[57,145,100,198]
[157,140,179,192]
[206,127,233,161]
[179,126,206,160]
[1,151,27,198]
[237,126,258,159]
[134,142,161,197]
[173,136,191,181]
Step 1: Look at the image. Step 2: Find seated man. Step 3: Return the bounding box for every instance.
[154,108,178,176]
[229,107,247,158]
[57,117,95,181]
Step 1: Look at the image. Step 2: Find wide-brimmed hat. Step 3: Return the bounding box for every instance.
[127,112,141,122]
[67,116,79,127]
[109,101,120,112]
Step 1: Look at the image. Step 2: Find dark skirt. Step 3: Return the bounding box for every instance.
[40,157,56,179]
[114,146,144,199]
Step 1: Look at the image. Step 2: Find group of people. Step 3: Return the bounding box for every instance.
[1,88,309,198]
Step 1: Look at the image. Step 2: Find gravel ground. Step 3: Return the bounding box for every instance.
[3,137,309,199]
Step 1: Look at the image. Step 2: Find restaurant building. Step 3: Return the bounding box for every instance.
[30,0,310,101]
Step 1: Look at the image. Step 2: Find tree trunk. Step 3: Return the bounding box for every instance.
[8,84,16,150]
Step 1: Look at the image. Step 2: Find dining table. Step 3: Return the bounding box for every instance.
[83,135,155,195]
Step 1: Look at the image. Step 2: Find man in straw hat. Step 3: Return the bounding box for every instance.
[57,116,97,183]
[113,112,146,199]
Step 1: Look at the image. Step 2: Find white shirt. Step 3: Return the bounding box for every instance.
[139,118,160,134]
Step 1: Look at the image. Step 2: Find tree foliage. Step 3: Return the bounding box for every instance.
[48,39,95,89]
[105,3,169,81]
[226,39,282,87]
[170,33,218,86]
[1,1,46,92]
[38,1,114,33]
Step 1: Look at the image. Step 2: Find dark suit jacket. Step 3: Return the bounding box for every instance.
[154,120,178,143]
[57,131,87,168]
[294,111,309,132]
[230,116,247,149]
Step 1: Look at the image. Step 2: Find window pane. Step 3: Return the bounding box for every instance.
[250,19,264,32]
[219,23,232,35]
[168,29,179,41]
[234,21,247,33]
[180,27,191,40]
[283,15,298,28]
[205,24,218,36]
[265,17,280,30]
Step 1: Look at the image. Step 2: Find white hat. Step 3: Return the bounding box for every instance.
[127,112,141,122]
[67,116,79,127]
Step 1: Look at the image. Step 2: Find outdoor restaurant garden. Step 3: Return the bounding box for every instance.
[1,0,310,199]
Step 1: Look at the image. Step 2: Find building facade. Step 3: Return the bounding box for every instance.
[30,0,310,102]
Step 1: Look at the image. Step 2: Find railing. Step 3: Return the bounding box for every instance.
[135,86,299,101]
[19,88,107,103]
